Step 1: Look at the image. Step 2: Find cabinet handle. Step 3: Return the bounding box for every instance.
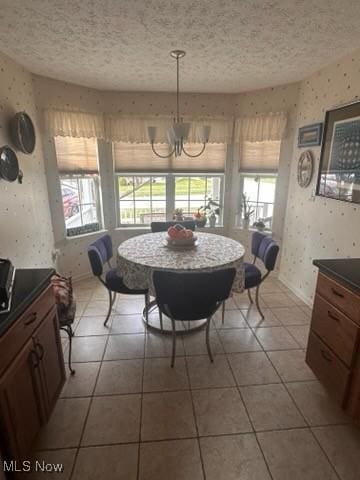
[24,312,37,326]
[331,288,344,298]
[328,311,340,322]
[30,349,39,368]
[35,342,45,360]
[321,349,332,362]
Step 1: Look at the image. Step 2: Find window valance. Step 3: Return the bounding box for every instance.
[44,109,105,139]
[234,112,287,142]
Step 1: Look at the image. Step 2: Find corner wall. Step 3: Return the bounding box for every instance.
[0,52,54,268]
[279,49,360,304]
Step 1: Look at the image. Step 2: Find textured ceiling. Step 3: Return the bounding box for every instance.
[0,0,360,93]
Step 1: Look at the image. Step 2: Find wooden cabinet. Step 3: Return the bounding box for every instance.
[306,270,360,422]
[0,281,65,465]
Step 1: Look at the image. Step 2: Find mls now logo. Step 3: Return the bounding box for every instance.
[2,460,64,473]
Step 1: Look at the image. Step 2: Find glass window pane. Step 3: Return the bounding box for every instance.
[119,201,135,224]
[243,176,259,202]
[134,176,151,198]
[258,177,276,203]
[118,176,134,198]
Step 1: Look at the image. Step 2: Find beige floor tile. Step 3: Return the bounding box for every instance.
[253,326,299,350]
[228,352,281,386]
[193,387,252,436]
[36,398,90,449]
[300,305,312,317]
[258,281,284,294]
[232,293,252,309]
[115,296,146,315]
[75,315,112,336]
[286,325,310,348]
[286,381,350,426]
[143,356,189,392]
[72,444,138,480]
[61,362,100,397]
[187,354,235,389]
[95,359,143,395]
[183,330,224,355]
[91,288,111,300]
[242,308,281,328]
[104,334,145,360]
[139,439,203,480]
[145,331,185,357]
[257,428,338,480]
[261,293,297,308]
[82,395,141,445]
[312,425,360,480]
[26,449,77,480]
[240,384,306,431]
[267,349,315,382]
[213,309,248,329]
[224,298,238,310]
[110,314,145,334]
[71,336,108,362]
[83,301,110,317]
[271,306,310,326]
[200,433,271,480]
[218,328,262,353]
[141,391,196,441]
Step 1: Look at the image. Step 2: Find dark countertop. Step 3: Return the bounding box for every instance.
[0,268,55,336]
[313,258,360,293]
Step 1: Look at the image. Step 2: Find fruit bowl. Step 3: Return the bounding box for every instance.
[166,235,197,246]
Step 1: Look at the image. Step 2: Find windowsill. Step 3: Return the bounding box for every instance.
[65,229,108,241]
[234,226,272,234]
[114,224,225,231]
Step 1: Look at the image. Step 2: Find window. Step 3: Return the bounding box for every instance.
[54,137,102,236]
[241,174,277,229]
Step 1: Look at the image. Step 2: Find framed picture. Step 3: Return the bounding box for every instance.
[316,101,360,204]
[298,123,323,147]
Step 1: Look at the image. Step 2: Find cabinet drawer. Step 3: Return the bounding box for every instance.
[306,331,350,406]
[317,273,360,325]
[312,294,359,367]
[0,286,54,376]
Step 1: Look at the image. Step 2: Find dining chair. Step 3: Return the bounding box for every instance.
[150,220,196,232]
[153,268,236,367]
[223,231,279,321]
[87,234,149,326]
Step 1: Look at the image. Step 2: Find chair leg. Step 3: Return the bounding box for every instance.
[159,310,163,330]
[247,289,253,304]
[104,289,113,327]
[144,293,149,323]
[206,316,214,362]
[221,301,226,324]
[170,317,176,368]
[61,326,75,376]
[255,285,265,319]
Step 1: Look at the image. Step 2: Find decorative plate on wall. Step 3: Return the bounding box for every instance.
[10,112,36,154]
[0,146,23,183]
[297,150,314,188]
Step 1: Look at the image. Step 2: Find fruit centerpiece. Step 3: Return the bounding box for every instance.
[166,224,197,249]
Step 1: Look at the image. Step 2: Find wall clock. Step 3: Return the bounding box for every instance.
[10,112,36,154]
[297,150,314,188]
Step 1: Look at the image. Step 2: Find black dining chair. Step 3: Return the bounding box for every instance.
[150,220,196,232]
[153,268,236,367]
[88,234,149,326]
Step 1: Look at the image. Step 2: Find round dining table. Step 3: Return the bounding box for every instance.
[117,231,245,333]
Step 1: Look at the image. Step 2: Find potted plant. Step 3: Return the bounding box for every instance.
[253,219,266,231]
[241,194,254,229]
[193,207,207,227]
[173,208,184,222]
[195,196,221,228]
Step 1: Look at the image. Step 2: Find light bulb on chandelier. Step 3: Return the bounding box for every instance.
[147,50,211,158]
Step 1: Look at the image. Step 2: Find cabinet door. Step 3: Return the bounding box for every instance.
[34,308,65,416]
[0,339,45,461]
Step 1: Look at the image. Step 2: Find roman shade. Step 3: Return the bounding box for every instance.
[54,136,99,174]
[113,142,227,173]
[44,109,105,139]
[234,112,287,172]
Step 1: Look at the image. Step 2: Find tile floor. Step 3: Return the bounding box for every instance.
[30,276,360,480]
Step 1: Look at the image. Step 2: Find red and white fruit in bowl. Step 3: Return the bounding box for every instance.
[167,224,196,246]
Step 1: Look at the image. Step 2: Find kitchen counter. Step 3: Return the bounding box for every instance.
[313,258,360,293]
[0,268,54,336]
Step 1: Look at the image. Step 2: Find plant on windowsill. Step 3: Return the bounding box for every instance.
[253,219,266,232]
[241,194,254,230]
[173,208,184,222]
[195,196,221,228]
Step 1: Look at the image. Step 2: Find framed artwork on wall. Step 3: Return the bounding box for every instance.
[316,101,360,204]
[298,123,323,147]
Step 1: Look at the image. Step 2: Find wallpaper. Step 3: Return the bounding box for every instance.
[279,50,360,303]
[0,52,54,268]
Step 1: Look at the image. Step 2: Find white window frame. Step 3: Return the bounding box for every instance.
[115,172,225,227]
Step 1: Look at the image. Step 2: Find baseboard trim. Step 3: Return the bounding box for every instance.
[71,272,93,284]
[278,272,313,307]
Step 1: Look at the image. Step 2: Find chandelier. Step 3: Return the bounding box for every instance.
[147,50,211,158]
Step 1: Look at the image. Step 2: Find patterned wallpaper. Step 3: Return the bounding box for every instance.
[279,50,360,303]
[0,52,54,268]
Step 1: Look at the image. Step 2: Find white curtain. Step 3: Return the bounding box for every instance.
[44,109,105,139]
[105,114,233,144]
[234,112,287,142]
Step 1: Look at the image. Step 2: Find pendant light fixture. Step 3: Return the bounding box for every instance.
[147,50,211,158]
